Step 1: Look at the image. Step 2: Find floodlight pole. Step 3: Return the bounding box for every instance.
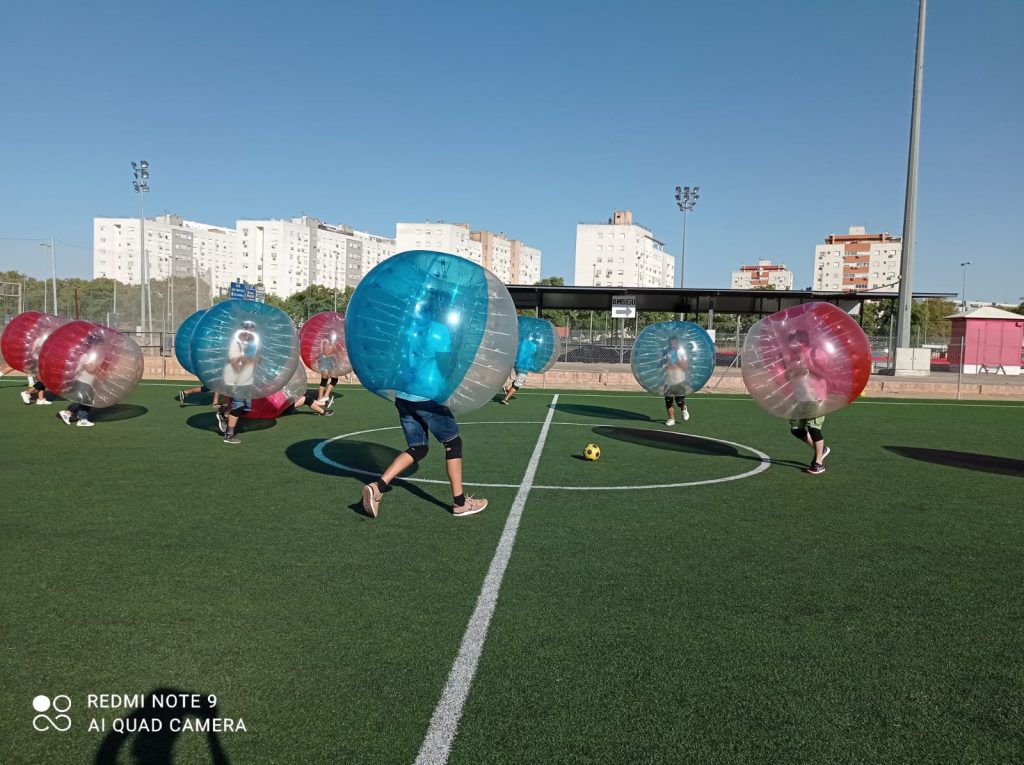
[895,0,927,348]
[674,185,700,289]
[960,261,971,310]
[132,160,150,334]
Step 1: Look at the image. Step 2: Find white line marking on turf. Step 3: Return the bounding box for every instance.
[413,395,559,765]
[313,423,771,490]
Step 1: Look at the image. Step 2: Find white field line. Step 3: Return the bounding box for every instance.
[412,395,559,765]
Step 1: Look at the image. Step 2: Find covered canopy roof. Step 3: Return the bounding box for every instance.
[946,306,1024,321]
[507,285,955,316]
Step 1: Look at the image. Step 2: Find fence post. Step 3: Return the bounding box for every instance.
[956,335,964,401]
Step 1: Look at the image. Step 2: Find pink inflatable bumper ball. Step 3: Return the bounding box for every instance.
[300,311,351,377]
[37,321,144,407]
[741,302,871,420]
[0,311,68,374]
[246,362,310,419]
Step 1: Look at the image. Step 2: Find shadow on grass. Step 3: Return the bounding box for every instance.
[884,446,1024,477]
[94,686,230,765]
[555,403,653,421]
[595,426,738,456]
[185,411,277,434]
[89,404,148,422]
[285,438,450,513]
[593,426,806,469]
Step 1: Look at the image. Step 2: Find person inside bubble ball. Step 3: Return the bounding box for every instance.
[360,290,487,519]
[57,330,106,427]
[224,320,259,396]
[282,390,333,417]
[216,320,260,444]
[660,336,690,425]
[500,368,528,405]
[315,330,340,408]
[783,329,831,475]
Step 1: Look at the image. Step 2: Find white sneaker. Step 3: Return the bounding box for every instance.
[682,408,690,421]
[58,410,73,425]
[665,418,675,426]
[36,399,52,406]
[20,391,32,405]
[821,446,831,464]
[76,419,94,427]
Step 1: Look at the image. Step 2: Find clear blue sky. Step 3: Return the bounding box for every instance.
[1,0,1021,301]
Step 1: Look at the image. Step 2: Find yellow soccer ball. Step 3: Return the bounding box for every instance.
[583,443,601,461]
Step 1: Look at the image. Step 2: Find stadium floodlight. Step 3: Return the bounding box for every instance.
[131,160,151,334]
[960,261,971,310]
[674,184,700,289]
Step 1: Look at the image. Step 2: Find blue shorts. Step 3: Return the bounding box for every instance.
[396,398,459,447]
[230,400,252,417]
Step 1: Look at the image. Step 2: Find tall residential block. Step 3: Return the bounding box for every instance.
[813,226,903,291]
[395,221,541,284]
[731,259,794,290]
[574,210,675,287]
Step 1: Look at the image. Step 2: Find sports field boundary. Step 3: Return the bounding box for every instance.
[413,394,559,765]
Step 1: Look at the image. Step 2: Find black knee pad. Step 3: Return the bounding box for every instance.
[329,377,338,386]
[808,427,824,443]
[34,381,46,391]
[443,435,463,460]
[664,396,674,407]
[320,377,329,387]
[674,396,686,406]
[790,427,808,441]
[406,444,429,463]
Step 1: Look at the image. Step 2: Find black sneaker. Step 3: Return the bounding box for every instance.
[178,390,186,405]
[320,410,334,417]
[216,411,227,434]
[223,434,241,444]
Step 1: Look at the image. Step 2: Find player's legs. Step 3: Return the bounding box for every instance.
[501,383,518,404]
[676,395,689,420]
[223,400,250,443]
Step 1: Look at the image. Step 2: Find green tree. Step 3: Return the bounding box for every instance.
[282,284,353,324]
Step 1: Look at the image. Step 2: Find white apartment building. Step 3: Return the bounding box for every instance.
[813,226,903,291]
[95,215,395,299]
[237,217,397,295]
[396,222,482,264]
[396,221,542,284]
[351,230,397,286]
[731,259,794,290]
[574,210,675,288]
[93,215,234,291]
[510,240,541,285]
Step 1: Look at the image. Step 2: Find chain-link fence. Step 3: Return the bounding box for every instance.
[555,313,974,375]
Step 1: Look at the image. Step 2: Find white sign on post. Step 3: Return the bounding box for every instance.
[611,296,637,319]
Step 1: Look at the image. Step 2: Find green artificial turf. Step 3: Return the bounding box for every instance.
[1,381,1022,763]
